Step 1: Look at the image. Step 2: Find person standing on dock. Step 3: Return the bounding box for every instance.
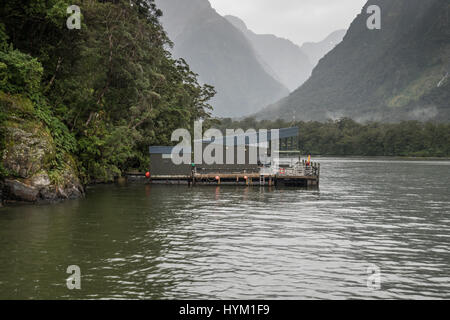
[306,155,311,166]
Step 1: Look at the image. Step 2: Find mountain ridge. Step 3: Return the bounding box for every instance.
[257,0,450,122]
[225,15,313,91]
[156,0,289,117]
[300,29,347,68]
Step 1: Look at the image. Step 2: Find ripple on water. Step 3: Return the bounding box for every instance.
[0,158,449,299]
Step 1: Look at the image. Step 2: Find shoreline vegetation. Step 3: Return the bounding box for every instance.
[0,0,215,204]
[218,118,450,158]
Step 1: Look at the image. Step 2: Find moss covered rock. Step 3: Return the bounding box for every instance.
[3,122,55,178]
[1,94,84,204]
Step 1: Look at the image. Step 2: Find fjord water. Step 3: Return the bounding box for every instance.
[0,158,449,299]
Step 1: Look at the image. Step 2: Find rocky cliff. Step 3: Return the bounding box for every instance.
[0,93,84,205]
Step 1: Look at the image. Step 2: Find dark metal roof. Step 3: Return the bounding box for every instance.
[279,127,299,139]
[149,146,177,154]
[200,127,298,146]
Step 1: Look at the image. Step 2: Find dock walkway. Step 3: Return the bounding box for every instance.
[126,162,320,188]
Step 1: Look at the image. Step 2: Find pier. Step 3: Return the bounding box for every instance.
[140,127,320,188]
[127,161,320,188]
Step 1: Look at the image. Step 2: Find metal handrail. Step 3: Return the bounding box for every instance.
[260,163,319,177]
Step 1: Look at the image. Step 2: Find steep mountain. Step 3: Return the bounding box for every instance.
[225,15,313,91]
[155,0,289,117]
[300,30,347,67]
[257,0,450,122]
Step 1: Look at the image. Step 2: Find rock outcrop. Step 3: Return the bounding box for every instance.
[0,93,84,204]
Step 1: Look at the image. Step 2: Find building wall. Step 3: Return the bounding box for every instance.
[149,145,263,176]
[149,154,191,176]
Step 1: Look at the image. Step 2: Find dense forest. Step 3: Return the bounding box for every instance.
[0,0,215,187]
[219,118,450,157]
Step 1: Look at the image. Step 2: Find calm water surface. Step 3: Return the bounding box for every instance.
[0,158,449,299]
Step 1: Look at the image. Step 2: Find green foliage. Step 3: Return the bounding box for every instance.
[0,47,43,95]
[33,98,77,167]
[218,117,450,157]
[48,169,65,186]
[0,31,44,178]
[0,23,8,51]
[77,119,139,183]
[0,102,5,178]
[0,33,76,172]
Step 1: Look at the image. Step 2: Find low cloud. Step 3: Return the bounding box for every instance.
[209,0,367,44]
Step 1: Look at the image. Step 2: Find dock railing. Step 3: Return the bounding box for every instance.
[192,157,320,176]
[195,166,260,175]
[272,161,320,177]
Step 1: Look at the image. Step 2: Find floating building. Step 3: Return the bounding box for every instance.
[145,127,320,187]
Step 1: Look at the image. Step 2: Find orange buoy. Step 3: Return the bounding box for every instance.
[145,172,150,178]
[215,176,220,180]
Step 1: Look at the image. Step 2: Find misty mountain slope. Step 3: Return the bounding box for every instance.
[155,0,289,117]
[225,15,313,91]
[300,30,347,67]
[257,0,450,122]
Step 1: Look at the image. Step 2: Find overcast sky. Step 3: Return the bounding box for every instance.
[209,0,367,45]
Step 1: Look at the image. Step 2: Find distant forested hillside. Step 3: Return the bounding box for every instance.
[258,0,450,122]
[218,118,450,157]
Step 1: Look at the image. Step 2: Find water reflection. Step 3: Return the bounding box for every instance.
[0,158,449,299]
